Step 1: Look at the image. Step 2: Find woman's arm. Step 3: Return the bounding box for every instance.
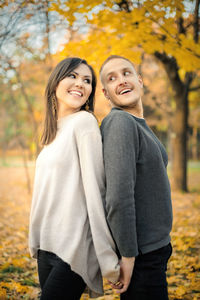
[78,125,120,284]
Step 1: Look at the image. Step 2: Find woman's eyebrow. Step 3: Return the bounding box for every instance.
[73,71,92,78]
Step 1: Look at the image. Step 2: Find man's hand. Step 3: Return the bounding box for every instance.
[115,256,135,294]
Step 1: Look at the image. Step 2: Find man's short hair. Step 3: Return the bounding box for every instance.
[99,55,137,82]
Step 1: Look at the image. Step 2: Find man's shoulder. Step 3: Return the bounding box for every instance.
[101,108,137,131]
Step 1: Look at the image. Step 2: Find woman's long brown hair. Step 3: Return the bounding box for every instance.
[41,57,96,146]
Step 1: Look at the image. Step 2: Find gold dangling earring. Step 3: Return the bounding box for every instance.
[52,94,57,117]
[85,100,89,111]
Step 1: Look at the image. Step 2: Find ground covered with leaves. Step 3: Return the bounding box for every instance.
[0,161,199,299]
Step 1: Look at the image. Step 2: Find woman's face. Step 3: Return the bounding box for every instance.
[56,63,93,118]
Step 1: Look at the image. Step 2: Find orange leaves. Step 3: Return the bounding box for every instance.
[0,286,7,300]
[175,286,188,298]
[167,191,200,299]
[0,163,200,299]
[0,166,39,299]
[0,281,29,294]
[0,280,38,299]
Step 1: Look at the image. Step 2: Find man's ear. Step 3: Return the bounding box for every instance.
[138,75,143,88]
[102,88,110,99]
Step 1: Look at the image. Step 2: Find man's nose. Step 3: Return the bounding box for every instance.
[118,74,127,85]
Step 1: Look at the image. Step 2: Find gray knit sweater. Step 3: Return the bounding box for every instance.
[101,107,173,257]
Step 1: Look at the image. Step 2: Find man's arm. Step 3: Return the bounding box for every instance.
[101,112,139,292]
[101,111,139,258]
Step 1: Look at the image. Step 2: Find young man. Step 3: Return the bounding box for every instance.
[100,55,173,300]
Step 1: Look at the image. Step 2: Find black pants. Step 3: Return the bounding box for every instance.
[37,250,86,300]
[121,243,172,300]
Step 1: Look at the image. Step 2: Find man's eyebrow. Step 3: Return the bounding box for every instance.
[105,71,115,78]
[105,67,132,78]
[122,67,132,71]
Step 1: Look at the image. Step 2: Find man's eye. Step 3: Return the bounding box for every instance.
[109,76,115,81]
[124,71,130,76]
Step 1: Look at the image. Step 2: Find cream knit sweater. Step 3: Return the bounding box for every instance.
[29,111,119,297]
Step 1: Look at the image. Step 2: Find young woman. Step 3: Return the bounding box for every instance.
[29,57,120,300]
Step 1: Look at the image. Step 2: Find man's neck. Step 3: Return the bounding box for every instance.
[123,107,144,119]
[112,101,144,119]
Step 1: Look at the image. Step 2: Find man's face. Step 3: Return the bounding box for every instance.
[101,58,143,109]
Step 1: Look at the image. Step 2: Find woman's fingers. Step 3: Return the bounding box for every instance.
[107,280,123,289]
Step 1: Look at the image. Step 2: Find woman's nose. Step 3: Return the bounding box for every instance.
[75,78,83,88]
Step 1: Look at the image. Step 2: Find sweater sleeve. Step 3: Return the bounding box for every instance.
[78,127,120,284]
[101,112,139,257]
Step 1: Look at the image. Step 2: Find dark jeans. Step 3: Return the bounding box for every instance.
[37,250,86,300]
[121,243,172,300]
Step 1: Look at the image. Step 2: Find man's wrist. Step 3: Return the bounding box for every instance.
[122,256,135,261]
[121,256,135,263]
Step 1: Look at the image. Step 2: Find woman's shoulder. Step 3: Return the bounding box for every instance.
[75,110,97,122]
[73,111,100,134]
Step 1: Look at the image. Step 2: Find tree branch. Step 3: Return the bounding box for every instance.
[177,17,186,34]
[116,0,131,12]
[189,85,200,92]
[154,51,184,96]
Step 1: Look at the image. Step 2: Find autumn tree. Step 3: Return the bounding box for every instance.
[51,0,200,191]
[0,0,68,154]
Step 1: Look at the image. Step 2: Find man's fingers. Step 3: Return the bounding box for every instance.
[116,283,129,294]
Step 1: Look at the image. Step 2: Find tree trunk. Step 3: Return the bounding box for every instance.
[15,70,40,156]
[170,92,188,191]
[154,52,191,191]
[191,126,198,161]
[18,138,32,194]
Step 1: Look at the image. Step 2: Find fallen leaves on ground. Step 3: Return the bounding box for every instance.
[0,165,199,299]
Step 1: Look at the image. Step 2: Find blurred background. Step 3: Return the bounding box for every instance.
[0,1,200,299]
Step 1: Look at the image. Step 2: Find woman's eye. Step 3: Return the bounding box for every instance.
[84,78,91,84]
[68,73,76,78]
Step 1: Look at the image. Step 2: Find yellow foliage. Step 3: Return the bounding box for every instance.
[51,0,200,72]
[0,281,29,294]
[11,257,28,268]
[0,287,6,300]
[176,285,187,298]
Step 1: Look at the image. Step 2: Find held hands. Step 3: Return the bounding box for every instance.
[109,256,135,294]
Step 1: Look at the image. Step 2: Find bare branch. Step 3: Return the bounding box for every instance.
[0,3,24,49]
